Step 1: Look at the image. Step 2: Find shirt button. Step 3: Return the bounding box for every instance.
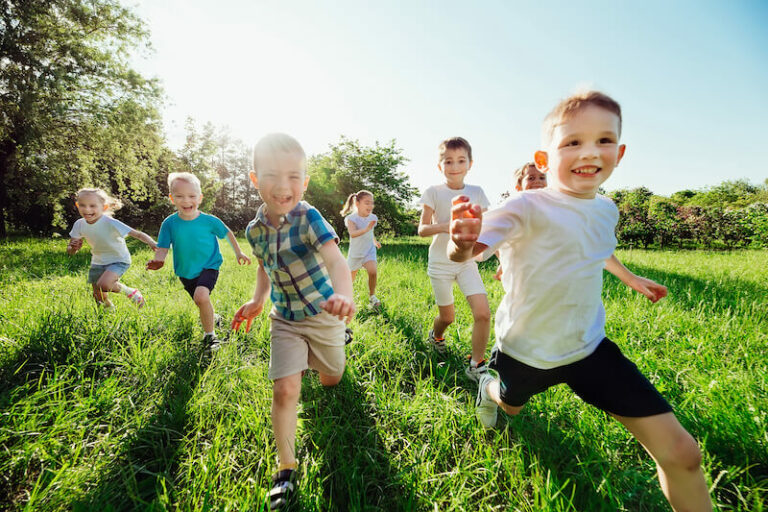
[280,215,286,223]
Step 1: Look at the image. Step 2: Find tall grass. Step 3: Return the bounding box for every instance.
[0,237,765,510]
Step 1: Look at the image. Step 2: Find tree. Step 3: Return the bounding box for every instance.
[610,187,654,248]
[1,0,169,235]
[305,137,417,236]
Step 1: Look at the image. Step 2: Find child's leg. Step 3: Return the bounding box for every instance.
[350,269,359,281]
[93,271,122,305]
[465,293,491,362]
[433,304,454,338]
[362,260,377,296]
[272,372,303,466]
[193,286,215,333]
[483,375,525,416]
[91,283,112,305]
[613,413,711,512]
[318,372,343,387]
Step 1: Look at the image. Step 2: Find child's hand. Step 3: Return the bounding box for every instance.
[231,300,265,333]
[148,241,158,251]
[629,276,668,303]
[67,238,83,255]
[374,240,381,249]
[450,195,482,249]
[493,264,503,281]
[367,220,377,230]
[146,259,164,271]
[236,252,252,265]
[319,294,356,323]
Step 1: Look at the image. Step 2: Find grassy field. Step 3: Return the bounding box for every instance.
[0,236,766,511]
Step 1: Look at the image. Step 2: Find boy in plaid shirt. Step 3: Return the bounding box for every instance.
[232,133,355,510]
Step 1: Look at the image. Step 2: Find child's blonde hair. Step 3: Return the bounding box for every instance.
[76,188,122,212]
[340,190,374,216]
[253,133,306,176]
[167,172,202,194]
[542,90,622,145]
[513,162,537,189]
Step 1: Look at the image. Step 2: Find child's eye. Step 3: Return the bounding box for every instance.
[564,140,579,147]
[599,137,615,144]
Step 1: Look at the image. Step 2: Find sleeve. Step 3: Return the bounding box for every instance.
[477,196,528,260]
[209,215,230,238]
[306,207,339,249]
[157,217,172,249]
[418,187,435,210]
[69,219,83,239]
[104,216,133,237]
[476,187,491,210]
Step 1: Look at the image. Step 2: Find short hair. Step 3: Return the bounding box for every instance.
[541,90,622,145]
[253,133,306,176]
[513,162,537,188]
[438,136,472,162]
[76,188,122,212]
[168,172,202,194]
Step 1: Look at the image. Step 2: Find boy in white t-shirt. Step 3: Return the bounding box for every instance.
[449,91,711,511]
[418,137,491,383]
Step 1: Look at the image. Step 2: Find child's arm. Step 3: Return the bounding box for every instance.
[318,240,356,322]
[605,254,668,303]
[447,197,487,262]
[66,237,83,255]
[225,230,252,265]
[232,259,270,332]
[417,205,449,237]
[347,219,377,238]
[146,248,168,270]
[374,237,381,249]
[128,229,158,251]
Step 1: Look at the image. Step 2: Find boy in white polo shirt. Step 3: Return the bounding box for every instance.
[449,91,711,511]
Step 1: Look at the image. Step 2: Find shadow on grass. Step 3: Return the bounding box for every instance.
[73,346,212,510]
[297,372,418,512]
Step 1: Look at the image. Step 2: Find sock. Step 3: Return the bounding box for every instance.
[205,331,215,337]
[470,358,479,368]
[278,461,298,471]
[118,283,134,295]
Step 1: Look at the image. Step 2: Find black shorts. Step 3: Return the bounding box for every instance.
[489,338,673,418]
[179,269,219,298]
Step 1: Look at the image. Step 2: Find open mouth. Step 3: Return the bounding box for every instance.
[273,195,293,206]
[571,166,600,176]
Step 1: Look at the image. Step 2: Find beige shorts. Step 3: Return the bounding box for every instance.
[428,261,487,306]
[268,310,346,380]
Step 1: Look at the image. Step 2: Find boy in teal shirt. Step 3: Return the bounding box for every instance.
[148,172,251,350]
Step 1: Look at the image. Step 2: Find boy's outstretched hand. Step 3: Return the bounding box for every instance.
[67,238,83,255]
[628,276,668,303]
[319,294,356,323]
[449,195,483,261]
[145,260,164,270]
[236,251,252,265]
[231,300,265,333]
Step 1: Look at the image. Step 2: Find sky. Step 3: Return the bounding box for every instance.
[130,0,768,203]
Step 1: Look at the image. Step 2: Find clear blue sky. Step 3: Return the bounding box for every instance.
[132,0,768,202]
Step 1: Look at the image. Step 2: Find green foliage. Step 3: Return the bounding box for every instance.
[305,137,418,236]
[0,238,766,509]
[0,0,173,235]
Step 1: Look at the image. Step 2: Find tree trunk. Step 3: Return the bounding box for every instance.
[0,140,15,239]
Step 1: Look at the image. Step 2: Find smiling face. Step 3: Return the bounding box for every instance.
[356,194,374,216]
[75,193,107,224]
[537,105,626,199]
[438,147,473,189]
[169,179,203,220]
[250,150,309,225]
[518,165,548,191]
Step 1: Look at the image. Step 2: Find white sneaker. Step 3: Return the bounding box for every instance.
[464,356,489,383]
[427,329,446,354]
[369,295,381,310]
[475,372,498,429]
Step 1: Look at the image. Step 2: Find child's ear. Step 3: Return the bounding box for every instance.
[303,175,310,190]
[249,171,259,189]
[534,151,549,172]
[467,159,473,171]
[616,144,627,165]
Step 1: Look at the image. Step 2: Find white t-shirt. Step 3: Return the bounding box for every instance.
[419,183,489,266]
[69,215,133,265]
[345,212,378,258]
[478,188,618,369]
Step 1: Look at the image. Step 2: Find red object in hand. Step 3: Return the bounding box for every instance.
[452,196,476,220]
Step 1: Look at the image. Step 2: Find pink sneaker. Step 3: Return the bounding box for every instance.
[126,289,145,309]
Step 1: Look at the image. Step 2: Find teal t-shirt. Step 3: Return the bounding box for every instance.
[157,212,229,279]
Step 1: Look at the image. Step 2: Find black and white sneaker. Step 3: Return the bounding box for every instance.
[269,468,296,510]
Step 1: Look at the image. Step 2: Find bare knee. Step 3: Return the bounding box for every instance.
[500,402,523,416]
[193,289,210,307]
[657,432,703,471]
[273,379,301,406]
[319,372,343,387]
[473,307,491,324]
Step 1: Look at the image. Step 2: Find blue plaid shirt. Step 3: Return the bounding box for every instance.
[245,201,339,321]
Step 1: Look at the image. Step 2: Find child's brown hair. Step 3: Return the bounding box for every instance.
[340,190,374,216]
[438,136,472,162]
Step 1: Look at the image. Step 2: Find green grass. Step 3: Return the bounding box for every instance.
[0,237,766,510]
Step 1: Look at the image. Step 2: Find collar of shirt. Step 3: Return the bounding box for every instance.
[254,201,306,229]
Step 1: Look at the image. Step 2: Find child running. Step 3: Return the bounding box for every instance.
[449,91,711,511]
[231,133,355,510]
[146,172,251,351]
[67,188,156,309]
[418,136,491,382]
[341,190,382,310]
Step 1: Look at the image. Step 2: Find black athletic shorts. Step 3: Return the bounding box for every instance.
[179,268,219,298]
[489,338,673,417]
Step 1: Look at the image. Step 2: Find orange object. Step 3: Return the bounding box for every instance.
[452,196,476,220]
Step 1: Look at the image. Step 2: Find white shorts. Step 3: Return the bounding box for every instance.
[347,246,377,272]
[428,261,486,306]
